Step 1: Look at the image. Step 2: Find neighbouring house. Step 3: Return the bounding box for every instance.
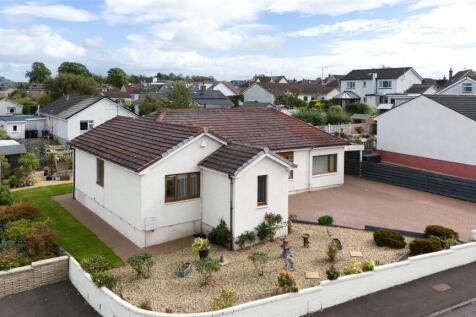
[322,74,344,88]
[375,95,476,179]
[0,86,16,98]
[103,90,133,106]
[121,83,141,93]
[340,67,423,109]
[0,140,26,165]
[437,69,476,95]
[39,95,137,144]
[0,98,23,115]
[26,83,45,98]
[191,89,234,109]
[70,107,361,247]
[332,91,361,108]
[210,81,241,97]
[253,75,288,84]
[383,84,438,108]
[0,115,45,139]
[243,82,339,104]
[240,101,275,108]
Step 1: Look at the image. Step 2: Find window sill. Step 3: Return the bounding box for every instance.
[312,172,337,178]
[257,204,268,209]
[164,197,201,205]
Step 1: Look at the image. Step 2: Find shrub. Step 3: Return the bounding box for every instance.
[345,102,371,115]
[127,253,155,278]
[24,221,56,257]
[4,219,35,243]
[409,238,443,256]
[80,255,111,274]
[0,185,13,205]
[326,265,340,280]
[195,257,220,285]
[0,203,40,222]
[361,260,375,272]
[287,214,297,234]
[277,270,298,293]
[256,213,283,241]
[92,271,118,289]
[192,237,210,254]
[373,229,406,249]
[327,105,351,124]
[247,251,269,276]
[343,263,362,275]
[431,236,459,249]
[327,242,338,262]
[0,249,31,270]
[235,230,256,248]
[318,215,333,225]
[208,219,231,247]
[424,225,459,241]
[210,289,239,310]
[292,108,327,126]
[139,299,152,311]
[7,175,20,188]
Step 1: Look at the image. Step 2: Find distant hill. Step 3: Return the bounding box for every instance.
[0,76,14,85]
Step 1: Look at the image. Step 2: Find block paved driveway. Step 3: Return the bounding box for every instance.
[290,176,476,241]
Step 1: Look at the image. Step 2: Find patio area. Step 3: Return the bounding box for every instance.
[290,176,476,241]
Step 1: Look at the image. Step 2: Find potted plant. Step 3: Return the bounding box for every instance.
[176,262,193,278]
[192,237,210,259]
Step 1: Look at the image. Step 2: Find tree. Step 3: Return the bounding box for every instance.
[106,68,128,89]
[57,62,91,77]
[43,73,98,102]
[164,83,193,108]
[129,74,146,84]
[327,105,351,124]
[25,62,51,83]
[138,95,164,116]
[345,102,371,115]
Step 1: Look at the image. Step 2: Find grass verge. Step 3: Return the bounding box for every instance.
[12,184,123,266]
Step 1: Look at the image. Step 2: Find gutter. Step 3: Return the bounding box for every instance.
[228,175,235,250]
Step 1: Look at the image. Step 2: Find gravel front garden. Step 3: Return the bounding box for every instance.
[110,224,410,313]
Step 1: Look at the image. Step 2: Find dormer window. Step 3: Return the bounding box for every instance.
[346,81,355,90]
[462,83,473,93]
[379,80,392,89]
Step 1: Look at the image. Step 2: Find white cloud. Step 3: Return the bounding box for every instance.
[2,2,95,22]
[287,19,397,37]
[84,37,104,47]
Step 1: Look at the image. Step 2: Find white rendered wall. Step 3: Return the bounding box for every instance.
[309,147,345,189]
[140,135,224,246]
[376,96,476,166]
[0,121,26,139]
[233,156,289,238]
[45,116,69,143]
[201,168,231,231]
[67,99,135,141]
[0,99,22,115]
[74,149,145,246]
[212,83,236,97]
[437,78,476,95]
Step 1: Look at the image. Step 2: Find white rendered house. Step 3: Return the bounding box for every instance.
[0,98,23,115]
[40,95,136,144]
[71,108,358,247]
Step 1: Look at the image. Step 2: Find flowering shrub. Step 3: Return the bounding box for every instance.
[277,270,298,293]
[210,289,239,310]
[343,263,362,275]
[361,260,375,272]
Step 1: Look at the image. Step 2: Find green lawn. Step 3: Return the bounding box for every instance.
[12,184,123,266]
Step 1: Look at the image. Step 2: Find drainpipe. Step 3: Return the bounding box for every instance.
[72,148,76,200]
[228,175,234,250]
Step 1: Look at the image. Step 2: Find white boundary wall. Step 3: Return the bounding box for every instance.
[70,242,476,317]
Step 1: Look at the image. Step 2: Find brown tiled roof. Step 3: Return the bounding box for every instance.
[156,107,348,150]
[200,143,296,176]
[200,143,261,175]
[70,116,203,172]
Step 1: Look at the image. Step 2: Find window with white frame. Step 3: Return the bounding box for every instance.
[379,80,392,89]
[346,81,355,90]
[80,120,94,131]
[462,83,473,93]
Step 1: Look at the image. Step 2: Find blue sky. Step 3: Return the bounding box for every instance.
[1,0,475,81]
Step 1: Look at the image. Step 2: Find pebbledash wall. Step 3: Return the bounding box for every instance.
[70,242,476,317]
[0,255,69,298]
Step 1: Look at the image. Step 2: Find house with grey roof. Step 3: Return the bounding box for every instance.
[340,67,423,109]
[39,95,136,144]
[191,89,234,109]
[437,69,476,96]
[376,95,476,179]
[0,115,45,139]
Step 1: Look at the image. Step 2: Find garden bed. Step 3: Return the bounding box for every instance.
[111,224,410,313]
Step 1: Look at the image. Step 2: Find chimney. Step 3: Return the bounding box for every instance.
[449,68,453,81]
[200,83,206,94]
